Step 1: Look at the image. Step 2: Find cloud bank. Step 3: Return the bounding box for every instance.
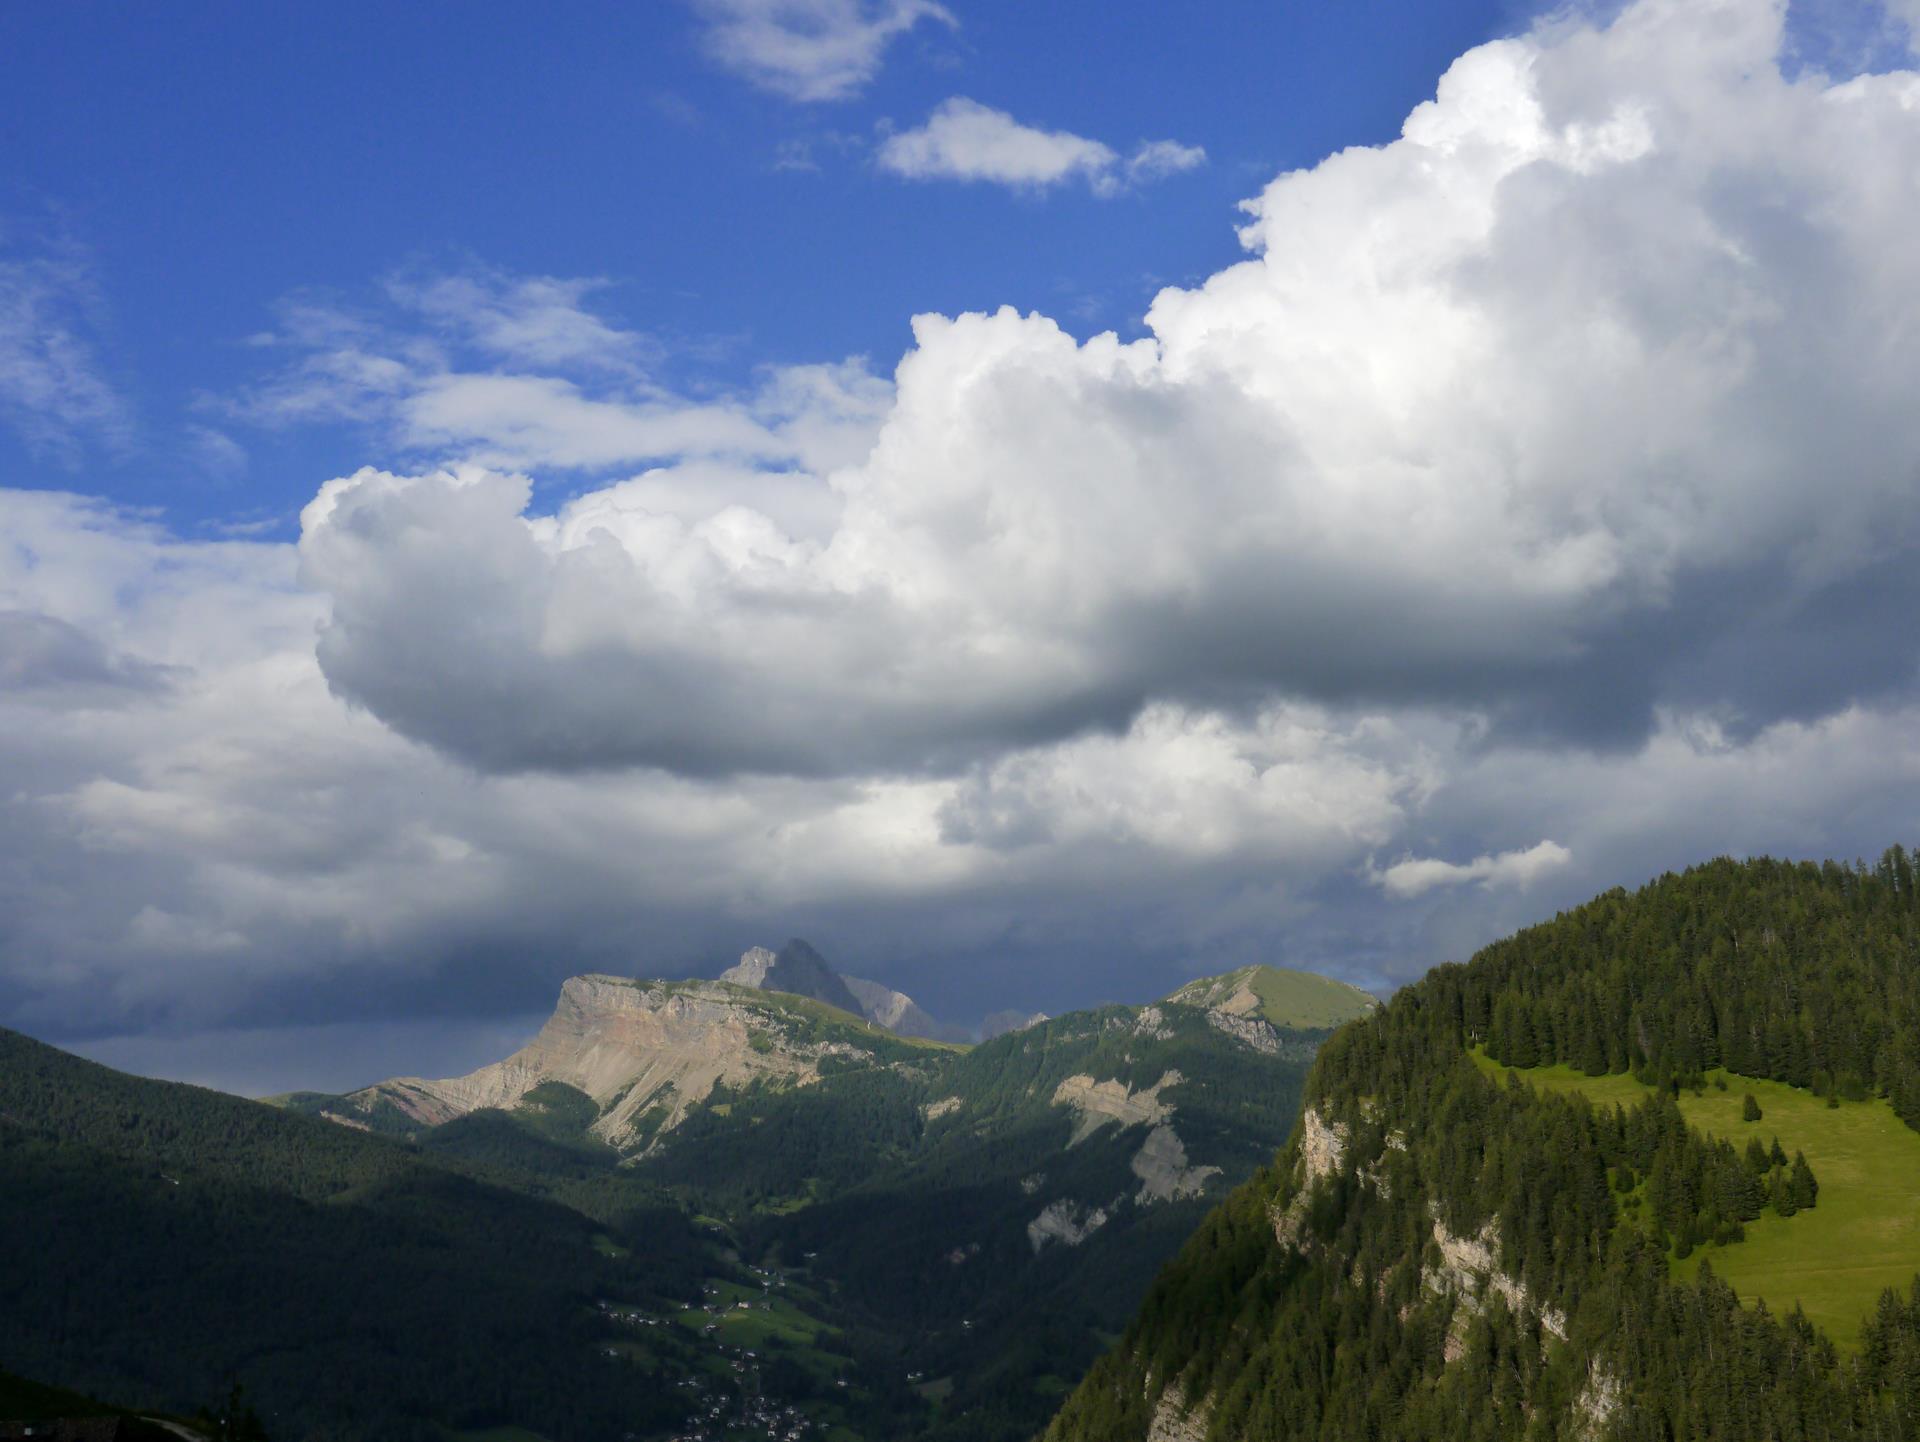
[8,0,1920,1089]
[302,1,1920,783]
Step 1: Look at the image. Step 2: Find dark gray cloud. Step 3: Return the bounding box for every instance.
[0,610,178,703]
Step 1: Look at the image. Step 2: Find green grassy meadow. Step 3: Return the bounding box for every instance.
[1471,1050,1920,1348]
[1245,966,1379,1028]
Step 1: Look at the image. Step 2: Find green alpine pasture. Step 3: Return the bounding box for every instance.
[1473,1049,1920,1348]
[1166,963,1378,1030]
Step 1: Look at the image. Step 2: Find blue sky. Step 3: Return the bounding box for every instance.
[2,0,1517,528]
[6,0,1920,1094]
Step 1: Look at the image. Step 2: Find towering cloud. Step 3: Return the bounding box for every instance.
[303,0,1920,780]
[8,0,1920,1084]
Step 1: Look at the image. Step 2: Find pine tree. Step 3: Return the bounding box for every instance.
[1791,1151,1818,1210]
[1742,1093,1762,1122]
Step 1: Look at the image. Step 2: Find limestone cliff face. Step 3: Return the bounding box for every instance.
[341,976,863,1150]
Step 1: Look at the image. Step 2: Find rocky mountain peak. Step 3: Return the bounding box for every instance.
[720,938,965,1040]
[719,938,865,1018]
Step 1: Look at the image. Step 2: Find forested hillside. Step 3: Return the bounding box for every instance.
[0,1029,715,1442]
[1046,852,1920,1442]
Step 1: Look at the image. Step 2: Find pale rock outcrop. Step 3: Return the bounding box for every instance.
[1027,1199,1109,1252]
[1572,1360,1623,1440]
[1132,1005,1174,1041]
[342,975,853,1150]
[1425,1208,1567,1357]
[1205,1009,1282,1054]
[1131,1124,1221,1204]
[922,1096,962,1121]
[1052,1070,1183,1145]
[1145,1378,1211,1442]
[720,946,779,989]
[1299,1106,1348,1182]
[1272,1106,1347,1249]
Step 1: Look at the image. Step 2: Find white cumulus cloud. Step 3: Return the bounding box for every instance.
[1372,840,1573,898]
[878,98,1206,194]
[302,0,1920,781]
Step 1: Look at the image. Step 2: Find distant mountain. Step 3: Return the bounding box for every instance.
[981,1007,1049,1040]
[302,971,944,1150]
[718,937,866,1017]
[718,936,969,1041]
[636,974,1354,1441]
[842,973,948,1039]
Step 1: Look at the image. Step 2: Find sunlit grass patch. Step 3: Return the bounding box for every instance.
[1471,1049,1920,1349]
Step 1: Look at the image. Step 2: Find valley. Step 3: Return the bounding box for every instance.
[1,948,1369,1442]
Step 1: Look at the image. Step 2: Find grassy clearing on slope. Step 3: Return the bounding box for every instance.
[1244,966,1378,1029]
[1471,1050,1920,1348]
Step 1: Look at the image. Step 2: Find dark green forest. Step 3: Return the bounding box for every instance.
[609,1002,1323,1441]
[1046,851,1920,1442]
[0,1030,713,1442]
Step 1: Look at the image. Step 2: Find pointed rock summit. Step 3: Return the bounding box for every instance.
[719,937,962,1040]
[720,938,865,1018]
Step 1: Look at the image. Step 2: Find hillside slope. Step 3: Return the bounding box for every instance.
[0,1028,719,1442]
[1045,851,1920,1442]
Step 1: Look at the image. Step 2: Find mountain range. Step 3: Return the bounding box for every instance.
[5,947,1373,1442]
[26,856,1920,1442]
